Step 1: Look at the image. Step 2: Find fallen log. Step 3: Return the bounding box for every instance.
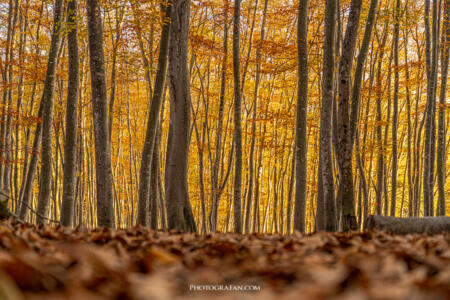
[364,215,450,234]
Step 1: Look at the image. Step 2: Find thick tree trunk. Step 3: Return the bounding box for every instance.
[232,0,243,234]
[33,0,64,224]
[336,0,362,231]
[137,1,172,226]
[293,0,308,233]
[166,0,196,232]
[365,215,450,234]
[60,0,79,227]
[319,0,337,231]
[86,0,115,227]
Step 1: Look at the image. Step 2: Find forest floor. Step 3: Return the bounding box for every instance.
[0,219,448,300]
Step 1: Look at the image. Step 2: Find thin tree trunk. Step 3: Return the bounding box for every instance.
[244,0,268,233]
[209,5,229,232]
[34,0,65,224]
[137,1,172,226]
[319,0,337,231]
[293,0,309,233]
[391,0,401,217]
[232,0,243,234]
[437,0,449,216]
[423,0,439,217]
[61,0,79,226]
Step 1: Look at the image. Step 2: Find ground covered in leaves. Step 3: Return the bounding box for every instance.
[0,219,449,300]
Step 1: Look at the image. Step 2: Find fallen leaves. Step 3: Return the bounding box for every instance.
[0,219,448,299]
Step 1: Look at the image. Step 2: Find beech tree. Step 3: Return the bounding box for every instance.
[166,0,197,232]
[293,0,308,233]
[86,0,115,227]
[319,0,337,231]
[233,0,243,234]
[137,0,172,227]
[60,0,80,226]
[28,0,63,223]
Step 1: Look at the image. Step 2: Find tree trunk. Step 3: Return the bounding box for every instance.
[336,0,362,231]
[375,24,389,215]
[293,0,309,233]
[245,0,268,233]
[423,0,439,217]
[437,0,449,216]
[60,0,79,227]
[34,0,64,224]
[232,0,243,234]
[365,215,450,234]
[137,1,172,226]
[319,0,337,231]
[86,0,115,227]
[390,0,401,217]
[209,5,229,232]
[166,0,197,232]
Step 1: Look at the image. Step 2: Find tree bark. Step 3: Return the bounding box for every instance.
[423,0,439,217]
[293,0,308,233]
[245,0,268,233]
[365,215,450,234]
[166,0,197,232]
[319,0,337,231]
[34,0,65,224]
[137,1,172,226]
[390,0,401,217]
[232,0,243,233]
[437,0,449,216]
[86,0,115,227]
[336,0,362,231]
[61,0,79,227]
[209,4,229,232]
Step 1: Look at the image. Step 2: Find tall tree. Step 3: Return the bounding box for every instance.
[209,2,229,232]
[60,0,80,226]
[137,0,172,226]
[390,0,401,217]
[437,0,449,216]
[423,0,439,216]
[245,0,269,233]
[32,0,64,224]
[86,0,115,227]
[232,0,243,233]
[165,0,197,232]
[319,0,337,231]
[293,0,308,233]
[336,0,362,231]
[350,0,378,226]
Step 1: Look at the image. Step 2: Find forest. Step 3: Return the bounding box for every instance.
[0,0,449,298]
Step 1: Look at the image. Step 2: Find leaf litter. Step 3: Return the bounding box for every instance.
[0,219,448,299]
